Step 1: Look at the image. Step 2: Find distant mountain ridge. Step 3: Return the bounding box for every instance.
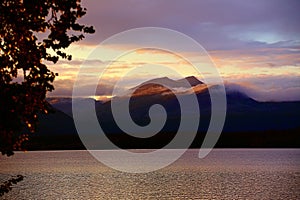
[133,76,203,89]
[33,76,300,150]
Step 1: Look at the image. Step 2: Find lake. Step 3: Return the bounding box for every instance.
[1,149,299,199]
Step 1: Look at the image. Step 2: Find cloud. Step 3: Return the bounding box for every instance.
[225,75,300,101]
[50,79,118,97]
[78,0,300,51]
[210,47,300,70]
[46,0,300,101]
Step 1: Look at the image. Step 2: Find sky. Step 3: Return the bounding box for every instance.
[47,0,300,101]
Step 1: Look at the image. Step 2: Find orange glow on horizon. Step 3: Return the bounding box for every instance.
[46,44,300,98]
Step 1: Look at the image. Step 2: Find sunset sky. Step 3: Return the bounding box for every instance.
[47,0,300,101]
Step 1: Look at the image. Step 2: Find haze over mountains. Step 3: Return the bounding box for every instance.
[27,76,300,150]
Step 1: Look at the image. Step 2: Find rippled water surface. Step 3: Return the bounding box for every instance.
[1,149,299,199]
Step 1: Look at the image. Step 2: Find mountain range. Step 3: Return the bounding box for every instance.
[25,76,300,150]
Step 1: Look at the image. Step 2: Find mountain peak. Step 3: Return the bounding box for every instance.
[132,83,170,97]
[177,76,203,87]
[129,76,204,97]
[136,76,203,89]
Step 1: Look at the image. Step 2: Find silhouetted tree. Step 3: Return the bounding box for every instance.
[0,0,94,196]
[0,0,95,156]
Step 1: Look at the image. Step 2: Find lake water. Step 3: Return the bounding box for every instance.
[0,149,299,199]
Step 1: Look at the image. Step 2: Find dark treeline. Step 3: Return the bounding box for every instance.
[25,127,300,151]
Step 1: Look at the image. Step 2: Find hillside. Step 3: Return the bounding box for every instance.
[27,76,300,150]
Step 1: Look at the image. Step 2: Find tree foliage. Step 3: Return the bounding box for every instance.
[0,0,95,156]
[0,175,24,196]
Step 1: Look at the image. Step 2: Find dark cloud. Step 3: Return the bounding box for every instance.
[78,0,300,51]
